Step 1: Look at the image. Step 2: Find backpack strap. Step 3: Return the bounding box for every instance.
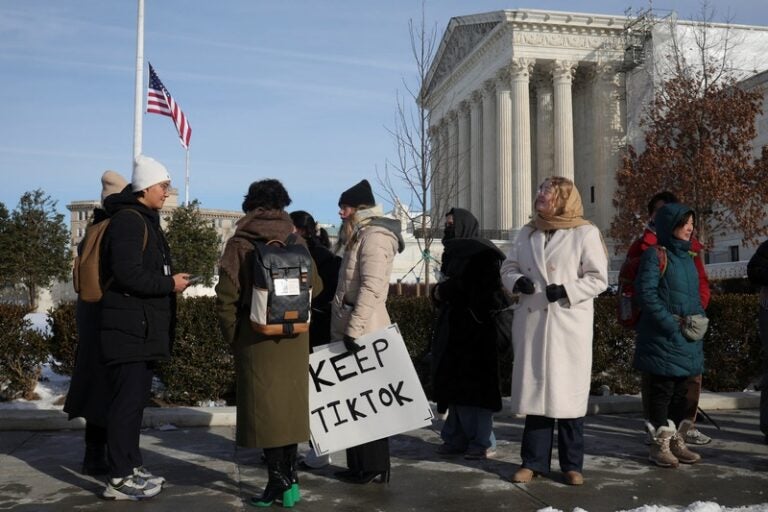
[103,209,149,292]
[121,209,149,251]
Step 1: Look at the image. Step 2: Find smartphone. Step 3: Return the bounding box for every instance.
[187,275,204,285]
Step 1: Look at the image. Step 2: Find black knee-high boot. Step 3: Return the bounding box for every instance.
[285,445,300,503]
[251,447,294,508]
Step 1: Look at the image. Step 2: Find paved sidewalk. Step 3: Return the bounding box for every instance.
[1,408,767,512]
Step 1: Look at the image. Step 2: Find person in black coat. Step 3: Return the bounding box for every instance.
[99,155,190,501]
[64,171,128,476]
[748,238,768,444]
[290,210,342,470]
[290,210,340,348]
[431,207,509,460]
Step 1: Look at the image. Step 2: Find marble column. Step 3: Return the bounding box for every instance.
[510,58,534,230]
[535,70,554,189]
[496,69,513,234]
[435,119,450,220]
[457,101,471,210]
[553,60,578,180]
[481,80,497,231]
[447,110,459,210]
[592,62,625,230]
[428,124,441,223]
[469,91,483,220]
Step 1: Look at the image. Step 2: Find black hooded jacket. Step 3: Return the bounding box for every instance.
[431,208,508,412]
[99,186,177,365]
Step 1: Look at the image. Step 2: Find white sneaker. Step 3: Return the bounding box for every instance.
[684,428,712,445]
[102,475,161,500]
[133,466,166,486]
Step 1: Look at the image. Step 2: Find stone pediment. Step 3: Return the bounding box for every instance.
[424,13,503,97]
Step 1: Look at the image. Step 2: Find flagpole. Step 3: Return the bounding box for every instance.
[185,148,190,206]
[132,0,145,162]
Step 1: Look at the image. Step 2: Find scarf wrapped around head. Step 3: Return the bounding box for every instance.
[530,182,591,231]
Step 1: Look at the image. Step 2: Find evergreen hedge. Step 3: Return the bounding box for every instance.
[0,304,48,400]
[10,292,764,405]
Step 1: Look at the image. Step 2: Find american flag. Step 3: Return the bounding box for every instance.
[147,62,191,148]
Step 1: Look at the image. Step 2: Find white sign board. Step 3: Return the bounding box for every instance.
[308,324,433,455]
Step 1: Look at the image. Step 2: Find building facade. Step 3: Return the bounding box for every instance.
[424,9,768,266]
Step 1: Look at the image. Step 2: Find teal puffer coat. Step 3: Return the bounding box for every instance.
[633,203,705,377]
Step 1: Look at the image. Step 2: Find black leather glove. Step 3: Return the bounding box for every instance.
[513,276,535,295]
[546,284,567,303]
[343,334,363,354]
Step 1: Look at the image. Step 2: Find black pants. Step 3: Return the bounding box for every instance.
[346,438,390,473]
[106,361,153,479]
[642,373,701,423]
[520,415,584,474]
[85,422,107,446]
[643,372,688,430]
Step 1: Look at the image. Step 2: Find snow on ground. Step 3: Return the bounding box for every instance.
[0,313,67,410]
[539,504,768,512]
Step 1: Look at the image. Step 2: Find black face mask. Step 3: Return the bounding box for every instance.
[442,225,455,242]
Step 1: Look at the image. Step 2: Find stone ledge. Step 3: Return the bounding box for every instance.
[0,391,759,431]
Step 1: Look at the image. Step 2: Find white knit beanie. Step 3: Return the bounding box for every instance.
[131,155,171,192]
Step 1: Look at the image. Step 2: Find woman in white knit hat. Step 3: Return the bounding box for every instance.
[98,155,191,501]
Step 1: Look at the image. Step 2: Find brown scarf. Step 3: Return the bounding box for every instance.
[529,184,592,231]
[218,208,303,291]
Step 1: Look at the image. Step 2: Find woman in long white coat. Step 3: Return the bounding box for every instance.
[501,176,608,486]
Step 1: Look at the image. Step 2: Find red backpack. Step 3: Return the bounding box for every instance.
[617,245,667,329]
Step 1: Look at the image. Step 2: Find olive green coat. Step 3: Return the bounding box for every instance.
[215,209,322,449]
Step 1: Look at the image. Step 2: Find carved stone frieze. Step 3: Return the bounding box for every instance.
[511,26,624,51]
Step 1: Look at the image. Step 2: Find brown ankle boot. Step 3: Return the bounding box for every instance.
[670,420,702,464]
[647,421,679,468]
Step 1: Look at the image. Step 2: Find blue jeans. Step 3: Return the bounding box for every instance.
[440,405,496,453]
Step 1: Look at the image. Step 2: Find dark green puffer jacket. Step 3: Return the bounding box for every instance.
[633,203,705,377]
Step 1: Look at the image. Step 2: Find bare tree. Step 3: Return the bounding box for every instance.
[377,2,459,289]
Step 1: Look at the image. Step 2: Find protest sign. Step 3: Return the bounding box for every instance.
[308,324,433,455]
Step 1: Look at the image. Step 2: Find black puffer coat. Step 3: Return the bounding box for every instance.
[99,187,176,365]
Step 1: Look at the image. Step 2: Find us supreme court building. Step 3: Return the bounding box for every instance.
[423,9,768,266]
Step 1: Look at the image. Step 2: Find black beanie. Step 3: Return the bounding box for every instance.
[338,179,375,208]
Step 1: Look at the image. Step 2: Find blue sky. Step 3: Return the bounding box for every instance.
[1,0,767,226]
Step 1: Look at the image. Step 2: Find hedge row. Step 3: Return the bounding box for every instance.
[4,293,764,405]
[0,304,48,400]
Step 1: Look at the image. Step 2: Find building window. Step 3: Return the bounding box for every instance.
[590,186,595,204]
[730,245,739,262]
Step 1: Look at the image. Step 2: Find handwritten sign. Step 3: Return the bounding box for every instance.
[308,324,433,455]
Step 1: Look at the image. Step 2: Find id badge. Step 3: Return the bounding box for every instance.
[274,278,300,296]
[163,264,171,276]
